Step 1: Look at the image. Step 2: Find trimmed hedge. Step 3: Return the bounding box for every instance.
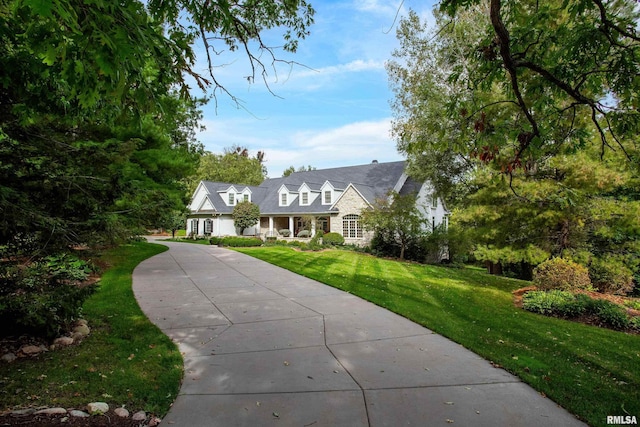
[210,237,263,247]
[322,232,345,246]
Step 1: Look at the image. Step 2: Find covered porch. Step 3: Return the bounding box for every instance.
[260,215,331,238]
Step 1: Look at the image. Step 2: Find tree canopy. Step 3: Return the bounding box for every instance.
[388,2,640,285]
[184,146,267,195]
[389,1,639,198]
[0,0,315,253]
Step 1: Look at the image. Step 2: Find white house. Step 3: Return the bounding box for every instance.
[186,160,449,245]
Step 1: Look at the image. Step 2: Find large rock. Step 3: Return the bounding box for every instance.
[132,410,147,421]
[86,402,109,414]
[69,410,90,418]
[1,353,17,363]
[72,324,90,337]
[114,407,130,418]
[53,336,74,347]
[19,345,45,356]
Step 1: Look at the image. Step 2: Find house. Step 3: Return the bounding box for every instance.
[186,160,449,245]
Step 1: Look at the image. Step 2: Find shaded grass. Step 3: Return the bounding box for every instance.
[236,247,640,427]
[0,243,182,416]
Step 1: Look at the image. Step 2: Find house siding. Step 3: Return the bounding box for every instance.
[331,186,373,245]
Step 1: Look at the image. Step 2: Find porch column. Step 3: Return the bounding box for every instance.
[289,216,294,233]
[311,218,316,236]
[269,216,274,236]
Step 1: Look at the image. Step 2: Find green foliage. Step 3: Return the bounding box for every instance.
[586,299,631,331]
[533,258,592,292]
[282,165,316,177]
[361,191,426,260]
[185,146,267,195]
[391,3,639,177]
[522,290,584,317]
[523,290,634,331]
[0,255,96,339]
[232,201,260,235]
[322,232,344,246]
[589,255,635,295]
[209,237,263,247]
[387,3,640,286]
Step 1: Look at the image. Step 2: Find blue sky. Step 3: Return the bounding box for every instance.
[193,0,436,178]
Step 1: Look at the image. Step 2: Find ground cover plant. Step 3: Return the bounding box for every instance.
[0,242,182,417]
[235,246,640,427]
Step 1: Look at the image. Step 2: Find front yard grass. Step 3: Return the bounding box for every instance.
[0,242,182,416]
[236,246,640,427]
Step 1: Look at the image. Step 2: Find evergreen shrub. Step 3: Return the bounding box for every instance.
[322,232,345,246]
[533,258,592,291]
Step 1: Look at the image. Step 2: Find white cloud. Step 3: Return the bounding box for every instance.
[195,117,403,178]
[265,119,403,177]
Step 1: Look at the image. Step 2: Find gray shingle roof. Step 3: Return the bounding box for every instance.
[198,161,414,215]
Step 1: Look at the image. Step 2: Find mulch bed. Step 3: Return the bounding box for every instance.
[0,410,154,426]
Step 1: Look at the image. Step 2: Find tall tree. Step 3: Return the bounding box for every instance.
[282,165,316,177]
[0,0,313,252]
[361,192,426,260]
[232,202,260,235]
[389,3,639,200]
[185,146,267,195]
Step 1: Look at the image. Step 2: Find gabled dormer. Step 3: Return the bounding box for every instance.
[320,181,335,205]
[278,184,298,207]
[218,185,240,207]
[238,187,252,204]
[297,183,320,206]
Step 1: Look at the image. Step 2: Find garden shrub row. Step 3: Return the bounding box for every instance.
[209,237,264,247]
[523,290,639,331]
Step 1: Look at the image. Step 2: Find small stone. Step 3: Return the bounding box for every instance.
[1,353,17,363]
[69,410,90,418]
[72,324,90,337]
[54,337,74,347]
[86,402,109,414]
[35,407,67,415]
[132,410,147,421]
[75,319,88,327]
[20,345,44,355]
[149,417,162,426]
[114,407,130,418]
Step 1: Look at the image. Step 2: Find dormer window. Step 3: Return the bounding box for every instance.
[301,192,309,205]
[431,195,438,208]
[229,193,235,205]
[243,194,249,203]
[281,193,287,206]
[324,191,331,204]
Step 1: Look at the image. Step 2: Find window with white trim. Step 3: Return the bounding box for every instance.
[228,193,235,205]
[324,191,331,204]
[281,193,287,206]
[243,194,249,202]
[342,214,363,238]
[301,192,309,205]
[204,219,213,234]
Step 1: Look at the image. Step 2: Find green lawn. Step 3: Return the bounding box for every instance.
[236,246,640,427]
[0,242,182,416]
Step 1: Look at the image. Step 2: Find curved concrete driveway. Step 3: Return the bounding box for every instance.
[133,240,585,426]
